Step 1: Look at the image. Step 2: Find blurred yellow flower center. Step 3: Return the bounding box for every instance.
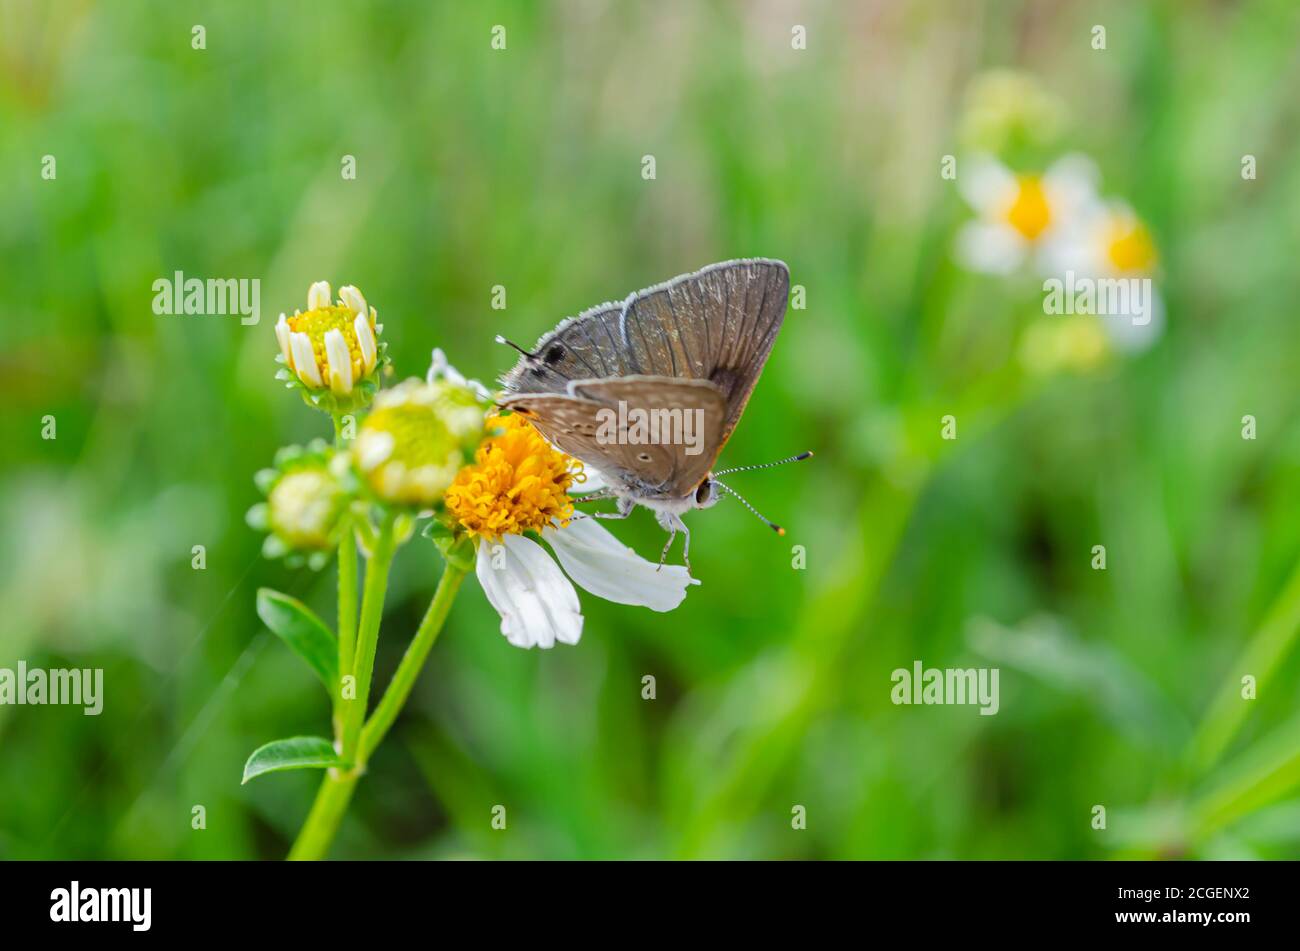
[1058,316,1109,369]
[364,404,455,471]
[445,414,583,540]
[353,398,464,507]
[1104,219,1157,273]
[1005,176,1052,240]
[289,306,368,380]
[268,469,343,549]
[1020,317,1110,376]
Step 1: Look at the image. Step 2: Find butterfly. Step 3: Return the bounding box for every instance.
[496,258,811,568]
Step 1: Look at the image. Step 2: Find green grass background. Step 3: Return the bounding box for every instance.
[2,0,1299,859]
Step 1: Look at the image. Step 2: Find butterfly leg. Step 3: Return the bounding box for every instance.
[657,526,677,571]
[655,512,690,572]
[572,494,634,523]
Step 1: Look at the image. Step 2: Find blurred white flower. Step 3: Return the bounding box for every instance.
[1044,199,1164,351]
[955,154,1099,275]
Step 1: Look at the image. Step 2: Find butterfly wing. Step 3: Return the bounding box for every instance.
[615,258,788,444]
[503,376,727,496]
[500,300,636,395]
[502,259,789,448]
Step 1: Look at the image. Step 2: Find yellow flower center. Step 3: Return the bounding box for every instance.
[289,305,369,381]
[445,414,583,541]
[1005,176,1052,241]
[1104,218,1157,273]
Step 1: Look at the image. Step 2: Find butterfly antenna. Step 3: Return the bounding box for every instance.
[494,335,537,358]
[712,480,786,536]
[712,451,813,478]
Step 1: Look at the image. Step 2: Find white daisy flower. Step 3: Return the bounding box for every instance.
[1043,199,1164,352]
[444,412,697,649]
[955,153,1099,275]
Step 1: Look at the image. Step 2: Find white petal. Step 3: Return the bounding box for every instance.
[274,314,291,362]
[379,460,407,500]
[354,312,377,374]
[476,535,583,649]
[1037,230,1101,279]
[954,222,1026,274]
[307,281,332,311]
[543,518,698,612]
[289,331,323,387]
[1101,285,1164,352]
[426,347,460,385]
[569,467,607,495]
[1043,154,1100,221]
[356,430,394,470]
[958,154,1017,215]
[324,328,354,394]
[339,284,367,317]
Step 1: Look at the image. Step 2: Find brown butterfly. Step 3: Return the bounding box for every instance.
[496,259,811,567]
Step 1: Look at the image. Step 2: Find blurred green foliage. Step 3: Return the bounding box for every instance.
[2,0,1299,859]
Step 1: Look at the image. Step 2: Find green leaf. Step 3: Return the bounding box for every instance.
[256,588,337,690]
[242,736,346,784]
[1192,710,1300,841]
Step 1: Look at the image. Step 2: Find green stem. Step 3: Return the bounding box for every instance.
[332,413,358,736]
[288,768,360,861]
[340,515,397,763]
[360,563,467,761]
[335,526,358,728]
[288,551,466,861]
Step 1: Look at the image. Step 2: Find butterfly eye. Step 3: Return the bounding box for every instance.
[543,345,565,364]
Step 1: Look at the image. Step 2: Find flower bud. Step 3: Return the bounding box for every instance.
[274,281,386,414]
[247,441,348,569]
[354,377,487,508]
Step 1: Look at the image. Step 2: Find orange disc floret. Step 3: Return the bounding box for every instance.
[445,414,584,540]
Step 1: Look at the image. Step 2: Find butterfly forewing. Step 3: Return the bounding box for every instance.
[501,301,633,394]
[499,258,789,499]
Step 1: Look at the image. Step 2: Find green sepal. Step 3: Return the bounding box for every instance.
[275,343,390,417]
[434,532,476,573]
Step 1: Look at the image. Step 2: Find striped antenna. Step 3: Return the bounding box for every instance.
[713,451,813,478]
[712,480,786,536]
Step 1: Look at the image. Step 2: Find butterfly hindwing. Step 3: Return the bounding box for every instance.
[501,376,727,496]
